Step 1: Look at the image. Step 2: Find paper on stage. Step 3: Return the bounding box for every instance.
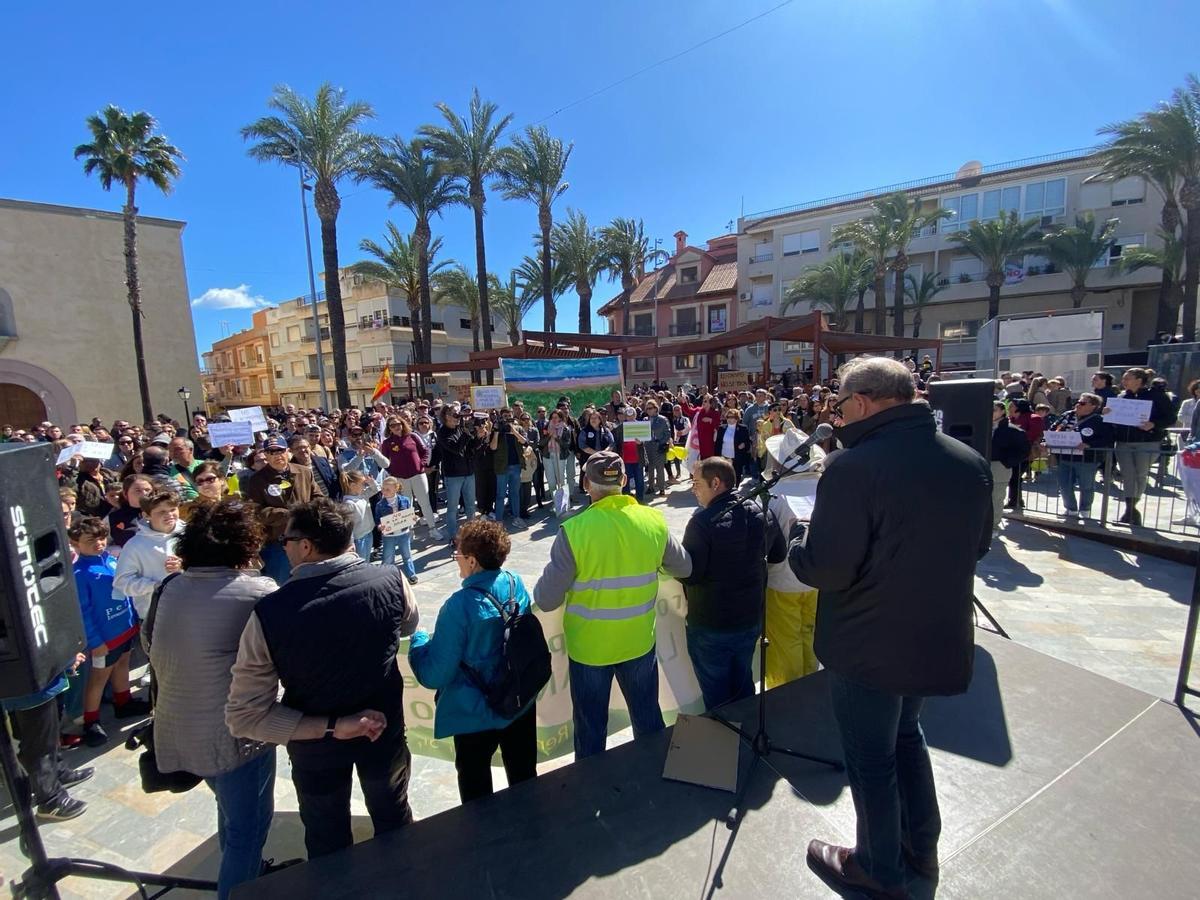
[663,714,741,792]
[1102,397,1152,427]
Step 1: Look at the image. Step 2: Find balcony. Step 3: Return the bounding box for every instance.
[358,315,444,331]
[669,322,702,337]
[630,325,655,337]
[750,252,774,264]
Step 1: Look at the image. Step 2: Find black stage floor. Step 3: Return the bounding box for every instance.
[238,633,1200,899]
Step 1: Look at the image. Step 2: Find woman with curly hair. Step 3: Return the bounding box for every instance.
[147,500,278,899]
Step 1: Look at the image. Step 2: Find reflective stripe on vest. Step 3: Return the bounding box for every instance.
[560,494,668,667]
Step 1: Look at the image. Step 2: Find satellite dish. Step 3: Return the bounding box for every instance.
[956,160,983,180]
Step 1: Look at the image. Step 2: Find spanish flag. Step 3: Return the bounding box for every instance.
[370,364,393,404]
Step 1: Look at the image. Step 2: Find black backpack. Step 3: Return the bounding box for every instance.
[460,573,552,719]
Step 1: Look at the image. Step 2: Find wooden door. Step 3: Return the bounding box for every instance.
[0,383,47,429]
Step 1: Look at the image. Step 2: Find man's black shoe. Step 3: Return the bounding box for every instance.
[805,839,911,899]
[114,697,152,719]
[60,767,95,788]
[36,796,87,821]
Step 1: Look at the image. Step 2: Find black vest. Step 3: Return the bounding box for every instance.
[255,558,410,756]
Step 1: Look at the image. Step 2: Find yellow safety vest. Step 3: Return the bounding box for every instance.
[560,493,668,666]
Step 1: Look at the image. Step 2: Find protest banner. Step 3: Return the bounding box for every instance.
[622,420,651,442]
[55,442,113,465]
[380,508,415,536]
[227,406,269,431]
[1102,397,1152,426]
[452,382,472,404]
[499,357,623,411]
[1044,430,1084,454]
[470,385,507,409]
[206,420,255,447]
[717,370,750,392]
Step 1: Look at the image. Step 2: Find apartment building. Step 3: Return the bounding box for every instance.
[264,268,504,409]
[201,309,278,413]
[736,148,1165,371]
[599,231,738,383]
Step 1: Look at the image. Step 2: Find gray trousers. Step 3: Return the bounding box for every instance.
[1114,442,1154,500]
[645,448,668,494]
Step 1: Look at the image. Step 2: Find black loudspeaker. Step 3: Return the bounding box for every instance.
[0,444,85,698]
[928,379,995,461]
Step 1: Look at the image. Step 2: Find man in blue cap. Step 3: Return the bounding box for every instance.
[242,435,315,583]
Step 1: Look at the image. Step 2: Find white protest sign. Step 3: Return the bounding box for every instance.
[470,386,507,410]
[228,406,269,431]
[207,420,255,447]
[622,420,651,442]
[380,508,415,536]
[56,442,114,465]
[1102,397,1152,427]
[1044,430,1084,454]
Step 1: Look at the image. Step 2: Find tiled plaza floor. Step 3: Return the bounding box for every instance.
[0,482,1192,897]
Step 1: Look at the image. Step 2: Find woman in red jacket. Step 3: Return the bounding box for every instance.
[382,416,444,538]
[693,397,722,460]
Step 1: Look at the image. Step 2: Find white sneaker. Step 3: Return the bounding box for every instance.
[428,527,446,540]
[1079,511,1093,520]
[1065,510,1079,519]
[512,518,529,528]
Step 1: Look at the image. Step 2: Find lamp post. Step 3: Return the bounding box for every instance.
[177,386,191,425]
[646,244,670,385]
[291,146,330,412]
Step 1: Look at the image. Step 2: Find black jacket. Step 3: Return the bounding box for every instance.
[433,424,480,478]
[1110,386,1176,443]
[681,491,786,631]
[990,419,1030,470]
[714,424,754,472]
[788,403,992,697]
[1053,411,1114,463]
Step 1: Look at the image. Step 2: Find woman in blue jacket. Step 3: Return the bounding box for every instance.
[408,518,537,803]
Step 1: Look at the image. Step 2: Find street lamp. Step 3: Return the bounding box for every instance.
[177,386,191,424]
[289,144,330,412]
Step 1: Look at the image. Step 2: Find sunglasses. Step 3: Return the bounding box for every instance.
[118,439,134,445]
[264,448,287,455]
[281,535,307,544]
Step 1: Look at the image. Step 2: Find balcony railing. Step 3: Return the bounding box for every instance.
[630,325,655,337]
[358,315,445,331]
[750,252,774,264]
[669,322,702,337]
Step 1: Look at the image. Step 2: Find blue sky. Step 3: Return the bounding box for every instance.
[2,0,1198,364]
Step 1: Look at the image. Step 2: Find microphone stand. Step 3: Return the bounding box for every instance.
[706,447,843,830]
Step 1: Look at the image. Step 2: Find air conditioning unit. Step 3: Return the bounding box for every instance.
[739,292,750,301]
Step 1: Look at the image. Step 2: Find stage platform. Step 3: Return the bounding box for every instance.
[238,632,1200,899]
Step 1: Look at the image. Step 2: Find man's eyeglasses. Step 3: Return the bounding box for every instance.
[281,534,307,544]
[831,396,853,417]
[264,448,287,456]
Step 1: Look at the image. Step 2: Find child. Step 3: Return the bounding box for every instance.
[344,471,375,561]
[113,488,184,620]
[374,476,417,584]
[69,518,151,747]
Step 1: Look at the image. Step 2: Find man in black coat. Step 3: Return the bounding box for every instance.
[789,357,992,898]
[679,457,786,710]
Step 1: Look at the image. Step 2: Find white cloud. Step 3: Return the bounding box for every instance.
[191,284,268,310]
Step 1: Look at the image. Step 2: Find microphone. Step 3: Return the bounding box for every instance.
[783,423,834,464]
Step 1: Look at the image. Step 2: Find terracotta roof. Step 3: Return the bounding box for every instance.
[697,262,737,295]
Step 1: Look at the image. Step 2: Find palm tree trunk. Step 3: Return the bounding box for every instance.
[406,299,424,365]
[872,274,886,335]
[1155,270,1177,336]
[123,180,153,424]
[987,277,1003,321]
[472,185,495,385]
[912,312,922,341]
[1183,203,1200,343]
[416,222,434,372]
[317,216,350,409]
[621,273,634,335]
[854,288,866,334]
[540,209,554,333]
[1071,284,1087,309]
[578,283,592,333]
[892,267,906,337]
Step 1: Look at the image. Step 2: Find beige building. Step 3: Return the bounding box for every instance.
[737,148,1166,371]
[0,198,202,428]
[265,268,505,409]
[201,308,278,412]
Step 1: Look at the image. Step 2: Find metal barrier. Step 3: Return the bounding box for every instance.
[1015,443,1199,536]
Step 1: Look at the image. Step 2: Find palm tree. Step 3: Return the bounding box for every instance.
[360,138,464,366]
[497,126,573,332]
[832,214,894,335]
[877,193,952,337]
[850,251,874,334]
[489,272,539,345]
[419,89,512,374]
[552,208,605,332]
[946,213,1044,320]
[347,224,452,365]
[75,105,183,423]
[600,217,649,335]
[514,251,571,310]
[904,271,946,342]
[434,265,482,368]
[1119,229,1186,334]
[783,254,859,330]
[242,83,376,408]
[1040,213,1120,308]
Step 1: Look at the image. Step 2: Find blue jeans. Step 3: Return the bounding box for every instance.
[828,671,941,890]
[259,540,291,585]
[354,534,372,561]
[1056,458,1098,513]
[622,462,645,502]
[495,465,521,519]
[381,533,415,579]
[569,646,664,759]
[443,475,476,538]
[685,623,759,711]
[204,751,276,900]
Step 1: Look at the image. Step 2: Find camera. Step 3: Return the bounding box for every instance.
[498,421,512,434]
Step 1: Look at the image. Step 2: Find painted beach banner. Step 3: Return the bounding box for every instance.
[499,356,624,411]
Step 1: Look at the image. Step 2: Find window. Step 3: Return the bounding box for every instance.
[1097,233,1146,267]
[633,312,653,336]
[943,194,978,233]
[783,341,804,352]
[259,376,270,395]
[1025,177,1066,222]
[708,305,728,334]
[291,361,305,377]
[270,333,280,348]
[782,230,820,256]
[901,263,923,286]
[460,318,472,329]
[750,282,774,308]
[674,354,700,370]
[286,325,301,342]
[633,357,654,373]
[679,266,698,284]
[218,382,226,397]
[949,256,983,281]
[1112,177,1145,206]
[274,368,284,380]
[981,187,1021,221]
[939,319,983,341]
[1079,181,1110,210]
[256,346,264,363]
[751,240,773,263]
[238,349,247,367]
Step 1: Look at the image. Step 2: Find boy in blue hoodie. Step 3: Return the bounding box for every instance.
[374,476,417,583]
[69,517,151,747]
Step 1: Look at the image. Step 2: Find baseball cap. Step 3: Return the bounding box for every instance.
[584,450,625,487]
[151,433,172,446]
[263,436,288,451]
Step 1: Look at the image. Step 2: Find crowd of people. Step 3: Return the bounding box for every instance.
[0,352,1193,899]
